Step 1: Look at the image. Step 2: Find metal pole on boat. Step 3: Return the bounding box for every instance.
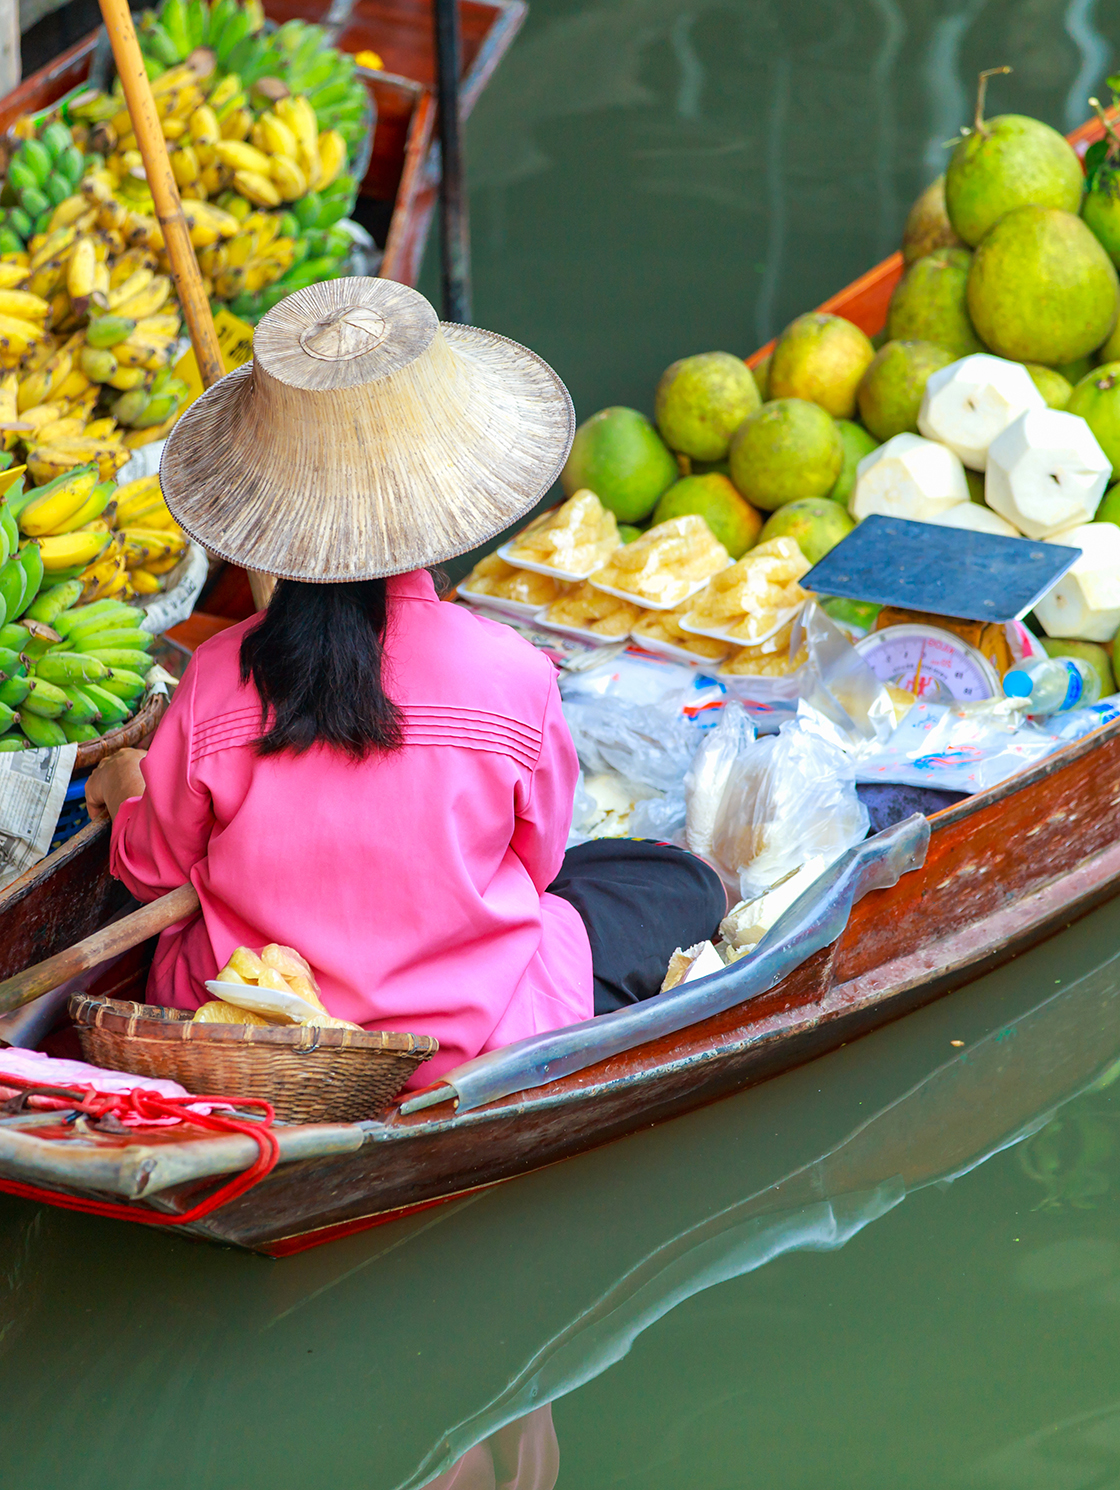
[434,0,472,323]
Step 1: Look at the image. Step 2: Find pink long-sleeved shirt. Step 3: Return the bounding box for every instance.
[110,569,593,1082]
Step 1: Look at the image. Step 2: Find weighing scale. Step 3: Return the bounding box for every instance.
[801,515,1081,705]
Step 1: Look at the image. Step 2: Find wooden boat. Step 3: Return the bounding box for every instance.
[2,111,1120,1254]
[3,945,1115,1483]
[0,0,525,284]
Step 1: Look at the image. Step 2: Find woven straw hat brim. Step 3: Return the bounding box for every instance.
[160,312,575,582]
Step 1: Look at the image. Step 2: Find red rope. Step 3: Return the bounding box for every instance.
[0,1078,281,1226]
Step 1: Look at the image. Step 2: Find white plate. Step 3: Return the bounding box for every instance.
[534,615,634,646]
[626,635,730,667]
[457,589,549,621]
[204,979,322,1025]
[678,603,804,648]
[495,541,611,583]
[589,575,716,611]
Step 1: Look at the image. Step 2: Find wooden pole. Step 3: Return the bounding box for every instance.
[0,883,201,1016]
[97,0,276,608]
[434,0,471,323]
[97,0,224,388]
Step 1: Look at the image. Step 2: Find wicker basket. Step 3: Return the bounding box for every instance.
[69,995,437,1124]
[74,691,169,770]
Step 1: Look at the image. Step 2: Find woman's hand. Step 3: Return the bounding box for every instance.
[85,748,148,823]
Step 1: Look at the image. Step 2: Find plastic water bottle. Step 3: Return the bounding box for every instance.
[1002,657,1103,716]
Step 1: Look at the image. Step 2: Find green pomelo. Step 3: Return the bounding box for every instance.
[967,207,1119,366]
[618,524,643,543]
[654,351,761,460]
[965,469,985,503]
[561,407,678,523]
[821,596,882,633]
[750,354,770,401]
[1098,317,1120,362]
[1042,637,1115,697]
[758,498,855,565]
[1058,354,1096,382]
[829,420,880,504]
[728,399,843,512]
[886,247,984,358]
[651,473,762,559]
[1082,170,1120,267]
[856,339,955,441]
[945,114,1084,247]
[1025,362,1073,409]
[902,175,964,264]
[1066,361,1120,473]
[1095,481,1120,527]
[768,312,876,419]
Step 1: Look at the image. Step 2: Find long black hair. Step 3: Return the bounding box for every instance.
[239,578,404,760]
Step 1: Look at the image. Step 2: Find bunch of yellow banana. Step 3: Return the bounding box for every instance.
[196,210,298,300]
[112,471,189,595]
[76,530,130,601]
[0,261,52,367]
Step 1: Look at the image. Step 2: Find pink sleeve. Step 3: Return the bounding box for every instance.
[510,674,577,894]
[110,663,215,903]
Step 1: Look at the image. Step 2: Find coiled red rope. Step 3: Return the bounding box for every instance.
[0,1077,280,1226]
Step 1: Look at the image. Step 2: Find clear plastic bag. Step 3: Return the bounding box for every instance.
[684,702,755,857]
[853,696,1060,794]
[710,710,870,899]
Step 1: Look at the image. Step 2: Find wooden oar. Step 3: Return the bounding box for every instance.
[0,883,200,1016]
[97,0,223,387]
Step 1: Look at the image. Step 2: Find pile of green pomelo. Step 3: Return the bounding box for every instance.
[560,74,1120,693]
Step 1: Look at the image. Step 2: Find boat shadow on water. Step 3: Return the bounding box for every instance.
[4,900,1120,1488]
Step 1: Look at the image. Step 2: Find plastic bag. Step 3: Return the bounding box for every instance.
[852,697,1057,793]
[562,655,726,794]
[720,601,909,739]
[684,702,755,857]
[710,710,870,899]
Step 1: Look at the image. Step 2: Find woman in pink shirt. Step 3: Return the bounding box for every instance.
[86,279,725,1081]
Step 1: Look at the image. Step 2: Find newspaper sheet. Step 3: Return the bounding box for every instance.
[0,743,77,892]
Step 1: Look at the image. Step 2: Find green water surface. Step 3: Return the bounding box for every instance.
[9,2,1120,1485]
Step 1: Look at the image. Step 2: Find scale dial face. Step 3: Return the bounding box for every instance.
[854,624,1000,703]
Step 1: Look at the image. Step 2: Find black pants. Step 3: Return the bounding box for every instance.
[548,839,728,1014]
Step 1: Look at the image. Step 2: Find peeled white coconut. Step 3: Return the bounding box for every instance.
[922,503,1020,537]
[1034,522,1120,641]
[850,432,970,523]
[985,408,1110,540]
[918,354,1046,471]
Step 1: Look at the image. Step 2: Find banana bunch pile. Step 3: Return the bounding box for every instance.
[136,2,372,155]
[0,119,94,255]
[11,466,188,605]
[0,587,154,749]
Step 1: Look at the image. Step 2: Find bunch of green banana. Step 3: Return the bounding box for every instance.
[0,122,93,255]
[134,4,371,150]
[0,586,154,748]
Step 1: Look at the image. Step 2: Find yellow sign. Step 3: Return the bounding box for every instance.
[174,308,256,406]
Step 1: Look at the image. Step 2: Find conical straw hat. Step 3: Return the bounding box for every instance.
[159,278,575,581]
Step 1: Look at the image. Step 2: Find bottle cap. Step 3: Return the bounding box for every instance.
[1003,669,1033,698]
